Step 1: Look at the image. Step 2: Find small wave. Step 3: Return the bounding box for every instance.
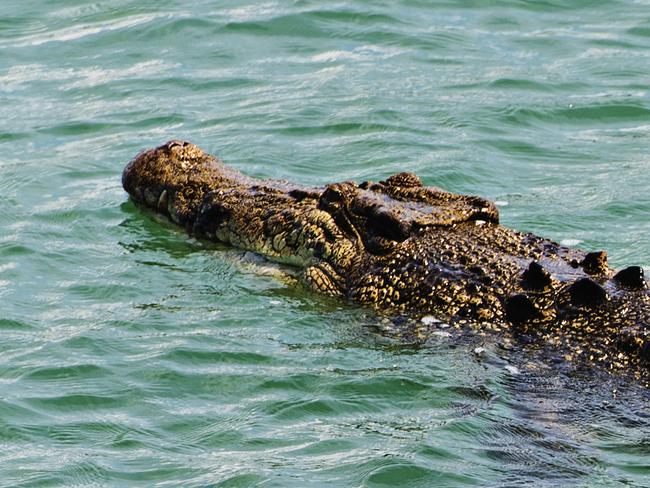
[495,102,650,129]
[0,60,176,92]
[560,239,583,247]
[218,2,289,23]
[310,45,405,63]
[25,393,126,413]
[219,5,406,29]
[162,347,276,367]
[4,13,171,48]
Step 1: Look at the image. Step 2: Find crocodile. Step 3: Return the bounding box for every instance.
[122,140,650,378]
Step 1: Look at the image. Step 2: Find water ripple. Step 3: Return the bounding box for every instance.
[1,0,650,486]
[3,12,172,48]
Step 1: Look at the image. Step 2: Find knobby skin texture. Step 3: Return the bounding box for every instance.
[123,141,649,380]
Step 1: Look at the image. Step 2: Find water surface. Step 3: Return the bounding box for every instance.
[1,1,649,486]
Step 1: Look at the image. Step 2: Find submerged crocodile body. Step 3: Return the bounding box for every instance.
[122,140,649,378]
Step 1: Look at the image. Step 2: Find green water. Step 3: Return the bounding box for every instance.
[1,0,650,486]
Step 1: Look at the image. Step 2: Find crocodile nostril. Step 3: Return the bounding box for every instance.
[383,172,423,188]
[165,140,189,150]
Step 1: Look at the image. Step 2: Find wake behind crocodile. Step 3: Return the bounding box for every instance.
[122,140,650,382]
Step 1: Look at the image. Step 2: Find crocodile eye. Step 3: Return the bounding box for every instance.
[325,187,343,202]
[318,185,347,212]
[329,193,342,205]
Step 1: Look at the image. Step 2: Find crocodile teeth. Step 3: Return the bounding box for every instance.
[157,189,168,213]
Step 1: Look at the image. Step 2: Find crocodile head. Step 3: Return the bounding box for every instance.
[122,141,649,380]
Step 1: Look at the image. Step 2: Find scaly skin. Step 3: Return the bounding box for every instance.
[122,140,650,378]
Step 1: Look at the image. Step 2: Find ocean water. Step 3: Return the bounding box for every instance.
[1,1,650,486]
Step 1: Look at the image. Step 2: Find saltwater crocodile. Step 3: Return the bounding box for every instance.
[122,140,649,378]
